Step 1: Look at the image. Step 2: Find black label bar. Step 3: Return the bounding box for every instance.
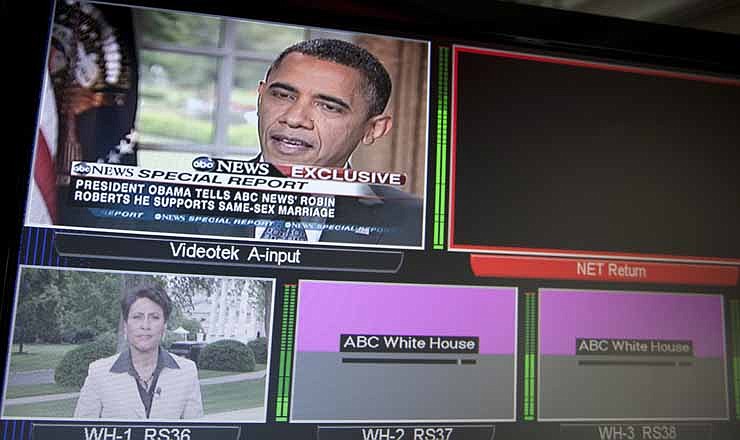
[33,424,240,440]
[560,423,711,440]
[55,232,404,273]
[342,358,460,365]
[340,335,479,354]
[577,360,693,367]
[317,425,494,440]
[575,339,694,357]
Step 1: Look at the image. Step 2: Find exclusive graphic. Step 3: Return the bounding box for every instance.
[27,1,429,249]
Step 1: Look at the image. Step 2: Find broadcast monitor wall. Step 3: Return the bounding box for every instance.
[1,1,738,439]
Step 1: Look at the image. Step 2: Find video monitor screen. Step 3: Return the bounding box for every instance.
[291,281,517,422]
[538,289,727,421]
[26,1,429,250]
[2,1,739,440]
[449,46,739,263]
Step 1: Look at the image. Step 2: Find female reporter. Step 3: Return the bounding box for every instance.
[74,286,203,419]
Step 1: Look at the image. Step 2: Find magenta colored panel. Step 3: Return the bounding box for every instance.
[296,281,517,355]
[539,289,724,358]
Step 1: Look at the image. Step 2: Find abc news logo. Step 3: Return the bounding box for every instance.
[191,156,216,172]
[192,156,271,176]
[72,162,92,175]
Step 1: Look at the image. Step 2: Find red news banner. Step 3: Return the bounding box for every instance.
[273,164,406,186]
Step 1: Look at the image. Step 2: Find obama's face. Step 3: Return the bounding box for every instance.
[257,53,391,167]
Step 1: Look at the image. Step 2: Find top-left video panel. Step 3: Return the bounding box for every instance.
[26,1,430,249]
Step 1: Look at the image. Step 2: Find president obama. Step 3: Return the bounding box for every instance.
[250,39,422,246]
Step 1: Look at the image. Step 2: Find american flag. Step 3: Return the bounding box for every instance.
[26,3,138,225]
[27,68,59,225]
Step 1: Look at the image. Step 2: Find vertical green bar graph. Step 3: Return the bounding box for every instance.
[731,300,740,419]
[433,46,451,250]
[275,284,298,422]
[523,292,538,420]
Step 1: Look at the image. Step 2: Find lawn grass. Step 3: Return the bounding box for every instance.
[5,363,267,399]
[198,364,266,379]
[2,397,77,418]
[202,377,265,414]
[198,370,235,379]
[4,378,266,417]
[9,344,78,372]
[5,383,77,399]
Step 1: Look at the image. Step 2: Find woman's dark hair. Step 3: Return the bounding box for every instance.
[120,285,172,321]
